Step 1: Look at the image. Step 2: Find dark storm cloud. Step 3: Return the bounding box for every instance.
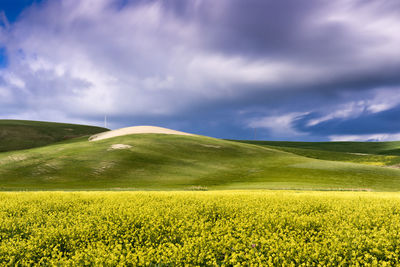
[0,0,400,140]
[199,0,342,58]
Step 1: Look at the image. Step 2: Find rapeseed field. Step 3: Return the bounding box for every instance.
[0,191,399,265]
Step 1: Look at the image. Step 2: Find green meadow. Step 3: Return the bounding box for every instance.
[1,120,400,191]
[1,127,400,190]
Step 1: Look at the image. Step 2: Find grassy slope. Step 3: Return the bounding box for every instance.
[0,120,108,152]
[1,134,400,191]
[251,140,400,155]
[233,140,400,167]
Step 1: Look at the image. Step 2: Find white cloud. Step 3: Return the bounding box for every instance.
[187,55,322,88]
[307,87,400,127]
[307,101,366,126]
[248,112,308,138]
[0,86,12,102]
[365,87,400,113]
[315,0,400,65]
[329,133,400,142]
[2,72,25,88]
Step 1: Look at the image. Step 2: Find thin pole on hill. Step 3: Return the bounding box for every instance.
[254,128,257,140]
[104,115,107,129]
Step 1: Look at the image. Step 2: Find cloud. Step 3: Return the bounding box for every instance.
[0,0,399,140]
[247,112,309,139]
[330,133,400,142]
[305,86,400,127]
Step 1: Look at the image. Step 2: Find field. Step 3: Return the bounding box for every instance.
[2,131,400,191]
[1,191,399,265]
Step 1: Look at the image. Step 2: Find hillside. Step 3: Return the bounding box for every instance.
[233,140,400,167]
[1,133,400,191]
[0,120,108,152]
[237,140,400,155]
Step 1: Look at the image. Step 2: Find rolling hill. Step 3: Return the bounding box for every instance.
[233,140,400,167]
[1,127,400,191]
[0,120,108,152]
[243,140,400,155]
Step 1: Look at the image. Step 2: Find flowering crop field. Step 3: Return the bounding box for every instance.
[1,191,400,266]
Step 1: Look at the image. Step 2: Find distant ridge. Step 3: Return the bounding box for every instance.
[0,120,108,152]
[89,126,194,141]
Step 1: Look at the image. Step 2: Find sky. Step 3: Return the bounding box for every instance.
[0,0,400,141]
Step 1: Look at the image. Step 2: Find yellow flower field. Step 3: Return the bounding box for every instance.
[0,191,399,266]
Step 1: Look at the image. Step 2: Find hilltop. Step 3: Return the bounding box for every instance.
[89,125,194,141]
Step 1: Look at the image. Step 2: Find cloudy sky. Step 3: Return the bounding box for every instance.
[0,0,399,141]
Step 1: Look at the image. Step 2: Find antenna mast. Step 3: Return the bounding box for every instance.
[104,115,107,128]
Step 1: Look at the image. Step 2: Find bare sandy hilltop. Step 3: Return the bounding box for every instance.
[88,126,194,141]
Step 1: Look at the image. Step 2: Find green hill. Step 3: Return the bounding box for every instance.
[0,120,108,152]
[237,140,400,155]
[1,133,400,191]
[233,140,400,167]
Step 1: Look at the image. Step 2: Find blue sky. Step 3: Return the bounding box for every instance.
[1,0,40,22]
[0,0,400,141]
[0,0,42,66]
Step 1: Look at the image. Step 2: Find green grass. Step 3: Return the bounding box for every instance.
[0,120,108,152]
[2,121,400,191]
[233,140,400,167]
[237,140,400,155]
[2,133,400,191]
